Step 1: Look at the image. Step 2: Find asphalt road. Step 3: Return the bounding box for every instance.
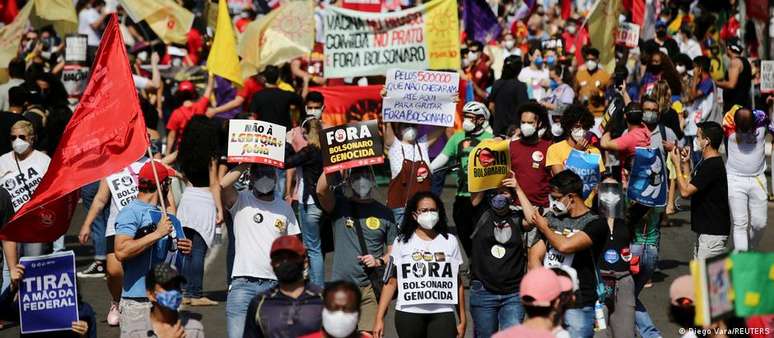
[1,181,772,338]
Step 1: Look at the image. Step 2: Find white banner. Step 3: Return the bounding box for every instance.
[396,252,459,307]
[227,120,286,168]
[382,69,458,127]
[761,61,774,93]
[615,22,640,48]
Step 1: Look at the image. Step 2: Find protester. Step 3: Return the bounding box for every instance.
[300,281,368,338]
[684,56,716,164]
[243,235,323,338]
[385,122,432,225]
[716,38,752,112]
[463,41,492,102]
[0,86,29,155]
[165,78,213,155]
[316,166,396,334]
[220,164,300,338]
[508,102,552,209]
[491,267,564,338]
[248,65,306,129]
[540,64,575,117]
[0,59,25,112]
[488,56,529,136]
[575,48,609,116]
[519,48,550,101]
[373,192,465,338]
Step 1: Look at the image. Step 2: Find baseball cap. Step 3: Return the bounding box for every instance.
[520,267,561,307]
[270,235,306,258]
[177,80,195,93]
[145,263,186,290]
[670,275,695,306]
[555,265,580,292]
[138,160,176,183]
[727,38,743,54]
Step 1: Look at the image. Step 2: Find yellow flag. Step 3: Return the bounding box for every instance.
[207,0,243,85]
[119,0,194,44]
[239,1,315,78]
[586,0,622,73]
[30,0,78,36]
[0,1,33,68]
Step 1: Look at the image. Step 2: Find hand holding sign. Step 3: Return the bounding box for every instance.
[321,120,384,174]
[382,69,459,128]
[500,170,519,190]
[227,120,287,168]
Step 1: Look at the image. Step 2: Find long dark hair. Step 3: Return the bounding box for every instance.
[178,116,220,184]
[398,191,450,243]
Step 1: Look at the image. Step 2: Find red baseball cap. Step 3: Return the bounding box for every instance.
[138,160,176,183]
[520,267,562,307]
[177,80,195,93]
[270,235,306,257]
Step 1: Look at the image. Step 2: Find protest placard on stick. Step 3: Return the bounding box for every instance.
[382,68,458,127]
[227,120,286,168]
[761,61,774,94]
[321,120,384,174]
[19,251,79,334]
[467,139,511,193]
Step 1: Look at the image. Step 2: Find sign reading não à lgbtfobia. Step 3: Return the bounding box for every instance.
[227,120,286,168]
[396,251,459,306]
[321,120,384,174]
[19,251,79,334]
[467,139,511,193]
[382,69,458,127]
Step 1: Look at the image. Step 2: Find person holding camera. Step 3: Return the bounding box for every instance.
[114,161,192,337]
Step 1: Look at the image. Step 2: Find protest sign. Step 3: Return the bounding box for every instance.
[227,120,286,168]
[627,147,667,208]
[61,65,90,98]
[396,251,459,307]
[321,120,384,174]
[694,253,734,326]
[19,251,78,334]
[565,149,602,199]
[323,0,460,78]
[761,61,774,94]
[106,160,146,209]
[731,252,774,317]
[541,38,564,51]
[1,158,48,212]
[382,69,458,127]
[615,22,640,48]
[318,85,384,126]
[467,139,510,193]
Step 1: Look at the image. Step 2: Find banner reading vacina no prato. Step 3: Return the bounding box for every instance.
[383,69,459,127]
[323,0,460,78]
[228,120,286,168]
[322,120,384,174]
[19,251,79,334]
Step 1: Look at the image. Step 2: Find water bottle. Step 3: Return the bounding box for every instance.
[213,226,223,245]
[594,301,607,331]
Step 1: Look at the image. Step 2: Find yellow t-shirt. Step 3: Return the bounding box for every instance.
[545,140,605,206]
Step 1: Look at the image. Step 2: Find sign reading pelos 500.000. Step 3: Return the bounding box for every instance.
[228,120,286,168]
[321,120,384,174]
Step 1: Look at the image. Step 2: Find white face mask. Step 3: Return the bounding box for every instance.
[350,176,373,198]
[693,137,704,151]
[551,123,563,137]
[549,195,568,216]
[12,138,30,155]
[322,309,359,338]
[253,176,276,195]
[503,40,515,50]
[402,127,417,143]
[585,60,598,71]
[676,65,686,74]
[171,58,183,67]
[566,25,577,34]
[305,107,322,118]
[570,128,585,142]
[462,119,476,132]
[520,123,536,137]
[467,52,479,63]
[416,211,439,230]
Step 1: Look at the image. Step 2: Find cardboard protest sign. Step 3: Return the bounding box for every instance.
[19,251,79,334]
[467,139,510,193]
[615,22,640,48]
[382,69,459,127]
[694,253,734,326]
[321,120,384,174]
[761,61,774,94]
[323,0,460,78]
[731,252,774,317]
[227,120,286,168]
[627,147,667,208]
[396,251,459,307]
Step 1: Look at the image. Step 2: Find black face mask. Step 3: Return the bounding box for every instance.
[656,30,667,39]
[649,64,662,73]
[274,261,304,284]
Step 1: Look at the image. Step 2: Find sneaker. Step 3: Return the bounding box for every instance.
[107,301,120,326]
[189,297,219,306]
[76,261,106,278]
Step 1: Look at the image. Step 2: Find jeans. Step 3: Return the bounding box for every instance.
[81,181,108,260]
[630,243,662,338]
[299,203,324,287]
[225,212,235,286]
[392,207,406,229]
[563,306,595,338]
[182,228,207,298]
[727,174,768,251]
[226,277,277,338]
[469,280,523,338]
[275,168,286,200]
[430,170,446,197]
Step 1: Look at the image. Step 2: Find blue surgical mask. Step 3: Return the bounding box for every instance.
[155,289,182,311]
[549,79,559,90]
[490,193,511,211]
[534,56,543,66]
[546,55,556,66]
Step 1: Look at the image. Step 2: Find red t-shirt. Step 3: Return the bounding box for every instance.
[613,126,651,161]
[510,138,552,208]
[237,77,264,111]
[166,96,209,148]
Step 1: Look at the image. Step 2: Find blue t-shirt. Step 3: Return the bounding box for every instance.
[115,199,157,298]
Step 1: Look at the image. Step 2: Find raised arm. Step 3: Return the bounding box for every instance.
[315,173,336,213]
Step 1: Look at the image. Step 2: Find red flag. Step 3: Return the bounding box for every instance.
[631,0,645,25]
[560,0,571,20]
[318,85,384,126]
[0,0,19,24]
[0,14,148,242]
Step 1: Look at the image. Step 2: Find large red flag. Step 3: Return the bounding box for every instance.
[0,0,19,24]
[0,14,148,242]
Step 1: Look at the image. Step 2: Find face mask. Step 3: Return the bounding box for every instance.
[570,128,585,142]
[650,63,662,72]
[402,127,417,143]
[462,119,476,132]
[253,175,276,195]
[520,123,536,137]
[273,260,304,284]
[467,52,479,63]
[416,211,439,230]
[12,138,30,154]
[171,58,183,67]
[676,65,686,74]
[350,176,373,198]
[504,40,515,50]
[155,289,182,312]
[656,30,667,39]
[549,79,559,90]
[567,25,576,34]
[546,55,556,66]
[322,309,359,338]
[549,195,568,216]
[534,56,543,66]
[693,137,705,151]
[642,110,659,124]
[462,58,471,68]
[138,51,148,62]
[490,194,511,211]
[586,60,598,71]
[551,123,563,137]
[306,107,322,118]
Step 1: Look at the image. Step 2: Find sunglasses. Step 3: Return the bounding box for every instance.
[10,135,29,141]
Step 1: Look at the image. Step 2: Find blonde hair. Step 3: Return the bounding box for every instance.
[303,118,322,149]
[653,80,672,113]
[11,120,34,136]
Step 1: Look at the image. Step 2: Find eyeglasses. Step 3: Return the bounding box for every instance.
[417,208,438,213]
[10,135,29,141]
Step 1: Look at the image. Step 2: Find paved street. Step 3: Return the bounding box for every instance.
[1,180,773,338]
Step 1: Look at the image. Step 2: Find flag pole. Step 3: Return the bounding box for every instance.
[146,147,168,213]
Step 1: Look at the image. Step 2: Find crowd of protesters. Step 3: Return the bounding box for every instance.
[1,0,773,337]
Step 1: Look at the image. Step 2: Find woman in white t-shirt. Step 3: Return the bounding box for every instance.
[373,191,465,338]
[518,48,550,101]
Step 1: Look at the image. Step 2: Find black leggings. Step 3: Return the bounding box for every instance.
[453,196,474,256]
[394,310,457,338]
